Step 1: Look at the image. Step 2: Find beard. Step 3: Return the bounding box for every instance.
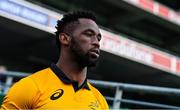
[70,38,99,67]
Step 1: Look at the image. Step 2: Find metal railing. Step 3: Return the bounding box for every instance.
[89,80,180,109]
[1,71,180,109]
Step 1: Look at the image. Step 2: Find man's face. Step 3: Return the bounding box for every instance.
[70,18,101,67]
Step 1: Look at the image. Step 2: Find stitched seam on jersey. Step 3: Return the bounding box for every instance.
[28,77,42,94]
[26,77,42,108]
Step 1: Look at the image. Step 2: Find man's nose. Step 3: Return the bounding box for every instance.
[92,36,100,48]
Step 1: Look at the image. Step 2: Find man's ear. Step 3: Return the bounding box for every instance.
[59,33,71,46]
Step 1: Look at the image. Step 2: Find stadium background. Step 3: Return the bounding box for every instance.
[0,0,180,109]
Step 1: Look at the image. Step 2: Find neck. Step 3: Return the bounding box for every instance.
[56,52,87,86]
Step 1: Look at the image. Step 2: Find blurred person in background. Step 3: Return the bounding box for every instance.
[1,11,109,109]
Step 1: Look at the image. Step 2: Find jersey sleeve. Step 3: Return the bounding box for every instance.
[1,77,40,109]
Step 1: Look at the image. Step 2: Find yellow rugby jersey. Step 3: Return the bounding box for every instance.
[1,64,109,110]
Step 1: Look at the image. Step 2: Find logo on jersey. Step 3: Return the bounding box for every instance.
[88,101,99,110]
[50,89,64,100]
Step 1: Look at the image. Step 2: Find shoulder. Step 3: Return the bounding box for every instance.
[1,68,52,109]
[1,75,40,109]
[87,82,104,98]
[4,69,51,99]
[16,68,51,91]
[5,68,52,98]
[29,67,51,79]
[26,67,57,93]
[88,83,100,93]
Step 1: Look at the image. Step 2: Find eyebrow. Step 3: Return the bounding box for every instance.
[84,29,101,36]
[84,29,95,33]
[82,28,102,40]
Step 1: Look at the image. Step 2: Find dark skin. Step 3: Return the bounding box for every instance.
[56,18,101,86]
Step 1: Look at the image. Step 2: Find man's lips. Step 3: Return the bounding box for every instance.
[89,49,100,58]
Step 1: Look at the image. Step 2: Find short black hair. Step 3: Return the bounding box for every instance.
[55,11,96,51]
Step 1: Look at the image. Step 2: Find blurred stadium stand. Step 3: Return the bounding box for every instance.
[0,0,180,109]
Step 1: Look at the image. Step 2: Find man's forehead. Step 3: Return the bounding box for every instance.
[78,18,96,25]
[79,18,95,23]
[77,18,100,32]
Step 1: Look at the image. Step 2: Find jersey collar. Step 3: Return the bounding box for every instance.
[50,63,90,92]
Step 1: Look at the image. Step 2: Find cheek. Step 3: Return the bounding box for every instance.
[72,34,91,53]
[79,43,90,54]
[77,38,91,52]
[80,40,91,53]
[71,39,89,54]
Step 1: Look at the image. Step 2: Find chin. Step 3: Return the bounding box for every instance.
[87,58,99,67]
[79,52,100,67]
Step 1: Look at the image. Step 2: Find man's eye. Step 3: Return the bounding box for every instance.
[84,32,93,37]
